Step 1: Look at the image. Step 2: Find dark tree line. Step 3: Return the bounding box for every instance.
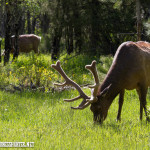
[0,0,150,62]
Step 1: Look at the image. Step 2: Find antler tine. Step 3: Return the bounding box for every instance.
[85,60,100,87]
[71,101,91,110]
[51,60,90,109]
[51,60,69,83]
[51,61,67,87]
[64,95,82,102]
[85,60,100,103]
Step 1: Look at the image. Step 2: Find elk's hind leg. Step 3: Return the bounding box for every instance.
[117,90,125,121]
[136,88,143,120]
[136,85,150,122]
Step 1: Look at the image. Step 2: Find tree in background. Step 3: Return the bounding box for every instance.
[4,0,24,64]
[1,0,150,62]
[142,0,150,37]
[136,0,141,41]
[4,0,11,65]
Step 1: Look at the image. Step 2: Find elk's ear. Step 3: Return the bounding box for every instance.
[99,84,112,98]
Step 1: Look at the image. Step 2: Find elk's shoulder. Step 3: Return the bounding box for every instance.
[113,41,138,62]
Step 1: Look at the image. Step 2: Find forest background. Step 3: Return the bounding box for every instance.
[0,0,150,63]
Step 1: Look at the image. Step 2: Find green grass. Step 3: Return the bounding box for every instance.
[0,89,150,150]
[0,53,150,149]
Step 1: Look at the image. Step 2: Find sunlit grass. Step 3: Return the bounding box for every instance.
[0,89,150,149]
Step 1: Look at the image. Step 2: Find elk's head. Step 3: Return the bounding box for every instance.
[51,60,109,124]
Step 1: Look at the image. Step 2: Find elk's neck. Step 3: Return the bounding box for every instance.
[98,59,125,110]
[98,73,121,107]
[100,61,123,96]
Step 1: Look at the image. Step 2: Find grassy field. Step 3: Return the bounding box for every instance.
[0,54,150,149]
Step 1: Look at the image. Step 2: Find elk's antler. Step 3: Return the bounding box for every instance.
[85,60,100,102]
[51,60,100,109]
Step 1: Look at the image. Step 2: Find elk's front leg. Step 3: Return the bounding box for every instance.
[117,90,125,121]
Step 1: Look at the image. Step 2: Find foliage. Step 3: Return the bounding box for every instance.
[0,53,112,92]
[1,0,150,60]
[0,52,139,93]
[144,19,150,36]
[0,53,56,91]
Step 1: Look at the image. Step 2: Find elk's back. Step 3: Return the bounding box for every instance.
[106,41,150,90]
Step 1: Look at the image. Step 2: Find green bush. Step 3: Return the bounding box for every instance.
[0,53,113,91]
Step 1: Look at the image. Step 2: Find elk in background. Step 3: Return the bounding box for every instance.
[2,34,41,56]
[11,34,41,54]
[51,41,150,124]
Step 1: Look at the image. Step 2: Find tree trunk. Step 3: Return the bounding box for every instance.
[67,25,73,55]
[136,0,141,41]
[27,10,31,34]
[41,13,50,33]
[13,24,19,60]
[0,0,5,37]
[20,13,25,34]
[51,27,62,60]
[74,21,82,53]
[0,39,1,63]
[32,17,36,33]
[4,1,11,65]
[13,0,22,60]
[90,0,100,55]
[73,1,82,53]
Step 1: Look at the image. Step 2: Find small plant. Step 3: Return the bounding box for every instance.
[0,53,59,91]
[0,53,112,92]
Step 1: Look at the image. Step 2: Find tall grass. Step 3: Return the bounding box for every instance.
[0,53,150,149]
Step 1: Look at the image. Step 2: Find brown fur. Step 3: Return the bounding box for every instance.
[91,41,150,123]
[11,34,41,54]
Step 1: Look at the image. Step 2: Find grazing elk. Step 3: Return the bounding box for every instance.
[51,41,150,124]
[10,34,41,54]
